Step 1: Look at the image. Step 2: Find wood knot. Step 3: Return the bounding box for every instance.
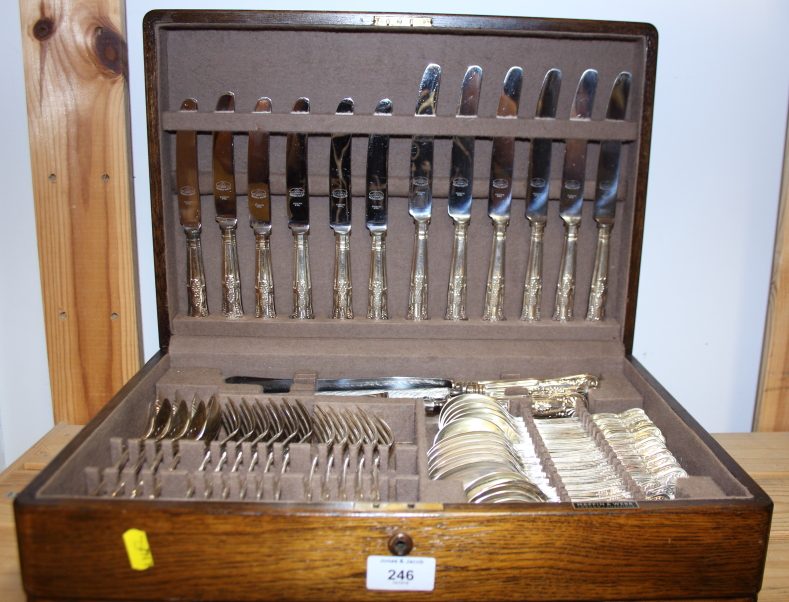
[33,18,55,41]
[94,24,126,78]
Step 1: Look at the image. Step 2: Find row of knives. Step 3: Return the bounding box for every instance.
[175,65,631,322]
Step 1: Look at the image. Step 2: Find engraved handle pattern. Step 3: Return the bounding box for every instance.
[332,232,353,319]
[483,221,508,321]
[219,224,243,318]
[520,222,545,322]
[586,223,612,321]
[368,233,388,320]
[254,231,276,319]
[185,230,208,317]
[445,221,469,321]
[292,232,313,319]
[553,222,579,321]
[407,221,430,320]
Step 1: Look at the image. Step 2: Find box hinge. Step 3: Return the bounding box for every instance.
[373,16,433,27]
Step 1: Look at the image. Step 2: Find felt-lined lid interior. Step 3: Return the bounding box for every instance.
[145,11,654,351]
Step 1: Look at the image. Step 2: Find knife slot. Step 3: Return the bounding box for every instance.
[162,112,638,141]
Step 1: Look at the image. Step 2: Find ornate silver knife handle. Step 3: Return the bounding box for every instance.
[368,232,388,320]
[445,221,468,321]
[483,222,508,321]
[218,220,243,318]
[332,232,353,319]
[291,231,313,319]
[185,229,208,317]
[254,228,275,319]
[553,223,579,321]
[407,221,430,320]
[520,222,545,322]
[586,223,612,321]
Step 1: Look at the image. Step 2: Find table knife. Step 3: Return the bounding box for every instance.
[330,98,354,319]
[176,98,208,317]
[287,97,313,319]
[407,64,441,320]
[482,67,523,321]
[520,69,562,322]
[213,92,243,318]
[553,69,598,321]
[366,99,393,320]
[248,97,275,319]
[587,72,631,321]
[445,66,483,321]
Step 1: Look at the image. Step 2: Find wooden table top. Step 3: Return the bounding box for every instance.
[0,425,786,601]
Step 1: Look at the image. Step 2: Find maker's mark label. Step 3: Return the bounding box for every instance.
[179,185,196,196]
[250,189,268,199]
[216,180,232,192]
[413,176,429,187]
[332,189,349,198]
[289,188,305,198]
[369,191,385,201]
[492,179,508,189]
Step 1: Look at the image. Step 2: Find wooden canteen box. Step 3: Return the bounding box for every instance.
[14,10,772,602]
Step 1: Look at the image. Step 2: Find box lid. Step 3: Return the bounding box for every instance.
[144,10,656,372]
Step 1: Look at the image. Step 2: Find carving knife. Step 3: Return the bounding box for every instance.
[407,64,441,320]
[520,69,562,322]
[287,97,313,319]
[482,67,523,321]
[330,98,354,319]
[225,373,597,415]
[366,99,393,320]
[176,98,208,317]
[445,66,483,321]
[586,72,631,321]
[213,92,243,318]
[553,70,598,321]
[248,97,275,319]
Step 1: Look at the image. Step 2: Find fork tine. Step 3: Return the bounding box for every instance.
[265,401,284,442]
[313,407,333,445]
[327,406,349,445]
[372,414,394,447]
[293,399,313,443]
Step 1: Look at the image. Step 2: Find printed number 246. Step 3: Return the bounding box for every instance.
[388,570,414,581]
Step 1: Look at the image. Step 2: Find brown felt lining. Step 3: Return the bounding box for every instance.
[33,15,746,505]
[38,359,751,502]
[155,24,642,335]
[161,112,639,140]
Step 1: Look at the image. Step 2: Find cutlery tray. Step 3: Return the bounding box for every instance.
[15,10,772,602]
[71,368,739,504]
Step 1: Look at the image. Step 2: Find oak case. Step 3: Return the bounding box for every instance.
[15,11,772,602]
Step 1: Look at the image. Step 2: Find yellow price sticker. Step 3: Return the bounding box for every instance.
[122,528,154,571]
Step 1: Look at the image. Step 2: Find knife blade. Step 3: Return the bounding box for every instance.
[520,69,562,322]
[176,99,209,318]
[213,92,243,318]
[445,65,483,321]
[407,63,441,320]
[330,98,354,319]
[553,69,598,322]
[586,72,631,322]
[366,98,393,320]
[482,67,523,322]
[287,97,313,319]
[248,97,275,319]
